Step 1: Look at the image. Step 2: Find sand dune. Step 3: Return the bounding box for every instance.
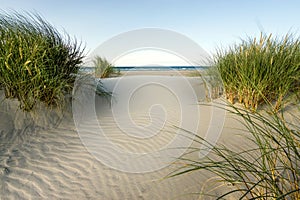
[0,74,245,199]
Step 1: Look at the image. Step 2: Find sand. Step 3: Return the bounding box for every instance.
[0,72,252,199]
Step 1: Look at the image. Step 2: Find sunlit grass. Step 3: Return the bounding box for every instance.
[0,11,85,111]
[214,33,300,111]
[93,56,120,78]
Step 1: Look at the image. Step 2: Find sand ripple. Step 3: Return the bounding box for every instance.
[0,76,217,199]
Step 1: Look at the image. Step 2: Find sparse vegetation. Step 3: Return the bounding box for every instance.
[170,104,300,199]
[93,56,120,78]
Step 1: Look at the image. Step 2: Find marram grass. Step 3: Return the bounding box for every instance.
[0,11,85,111]
[93,56,120,78]
[169,104,300,199]
[214,33,300,111]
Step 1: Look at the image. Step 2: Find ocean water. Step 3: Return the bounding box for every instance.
[79,66,208,73]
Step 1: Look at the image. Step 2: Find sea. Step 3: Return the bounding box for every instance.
[79,66,209,73]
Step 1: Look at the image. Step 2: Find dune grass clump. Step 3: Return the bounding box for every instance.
[93,56,120,78]
[0,11,85,111]
[214,33,300,111]
[170,105,300,199]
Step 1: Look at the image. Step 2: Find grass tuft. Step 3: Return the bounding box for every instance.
[93,56,120,78]
[214,32,300,112]
[0,11,85,111]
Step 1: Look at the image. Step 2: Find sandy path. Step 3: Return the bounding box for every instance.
[0,75,245,199]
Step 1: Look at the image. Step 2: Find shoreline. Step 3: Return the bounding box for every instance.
[119,70,202,77]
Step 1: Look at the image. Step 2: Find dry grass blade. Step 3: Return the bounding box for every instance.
[169,103,300,199]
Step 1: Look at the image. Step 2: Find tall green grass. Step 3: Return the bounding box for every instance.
[214,33,300,111]
[93,56,120,78]
[0,11,85,111]
[170,104,300,199]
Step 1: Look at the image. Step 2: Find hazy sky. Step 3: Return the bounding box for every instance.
[1,0,300,65]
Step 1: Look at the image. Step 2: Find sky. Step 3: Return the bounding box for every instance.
[1,0,300,66]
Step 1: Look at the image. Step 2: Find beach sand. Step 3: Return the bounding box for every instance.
[0,71,251,199]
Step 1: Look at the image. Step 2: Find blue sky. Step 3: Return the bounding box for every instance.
[1,0,300,65]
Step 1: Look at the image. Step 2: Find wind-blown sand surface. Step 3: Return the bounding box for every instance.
[0,72,249,199]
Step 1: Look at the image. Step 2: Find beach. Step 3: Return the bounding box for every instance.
[0,4,299,199]
[0,71,250,199]
[0,72,250,199]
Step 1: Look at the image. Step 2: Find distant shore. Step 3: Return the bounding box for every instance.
[80,66,207,77]
[119,69,202,76]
